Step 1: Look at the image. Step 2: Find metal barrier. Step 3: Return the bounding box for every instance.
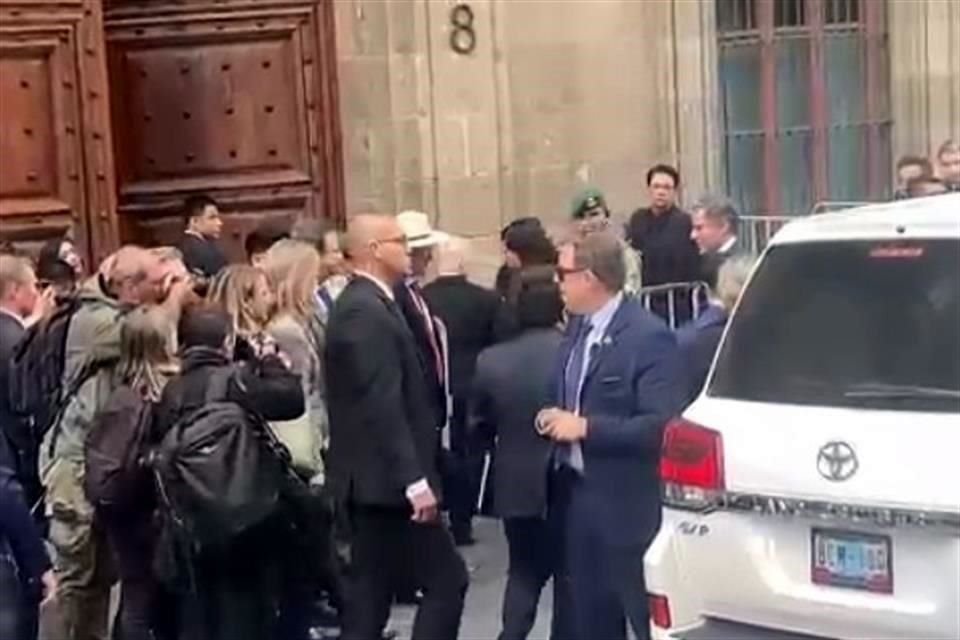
[809,200,872,214]
[739,215,794,255]
[638,281,711,330]
[738,202,872,254]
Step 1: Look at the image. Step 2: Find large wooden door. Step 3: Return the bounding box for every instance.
[0,0,118,265]
[104,0,344,260]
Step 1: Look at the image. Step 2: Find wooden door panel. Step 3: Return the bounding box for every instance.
[0,0,118,263]
[0,3,86,250]
[105,0,344,259]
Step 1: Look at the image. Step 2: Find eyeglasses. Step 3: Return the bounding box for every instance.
[555,266,585,282]
[375,235,408,248]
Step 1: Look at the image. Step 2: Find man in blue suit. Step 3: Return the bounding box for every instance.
[537,231,683,640]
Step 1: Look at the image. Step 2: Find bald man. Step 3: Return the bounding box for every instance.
[326,214,468,640]
[422,237,502,545]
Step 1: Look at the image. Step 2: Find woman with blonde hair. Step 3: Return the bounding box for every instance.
[261,239,327,481]
[206,264,276,361]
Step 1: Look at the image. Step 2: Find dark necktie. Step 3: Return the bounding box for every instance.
[563,321,592,411]
[557,321,592,474]
[407,283,445,385]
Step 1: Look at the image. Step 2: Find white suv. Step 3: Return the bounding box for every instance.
[646,194,960,640]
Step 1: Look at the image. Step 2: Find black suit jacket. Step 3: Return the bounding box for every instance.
[178,233,227,279]
[422,275,501,402]
[394,281,448,429]
[699,237,741,289]
[327,277,443,507]
[470,328,561,519]
[0,313,33,493]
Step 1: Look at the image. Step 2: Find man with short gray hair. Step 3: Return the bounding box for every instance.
[690,196,741,288]
[539,230,683,640]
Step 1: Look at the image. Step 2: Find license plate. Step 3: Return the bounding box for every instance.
[811,528,893,593]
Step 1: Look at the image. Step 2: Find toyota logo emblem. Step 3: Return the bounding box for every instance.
[817,441,859,482]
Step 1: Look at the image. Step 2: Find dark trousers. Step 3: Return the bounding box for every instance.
[499,517,573,640]
[554,473,652,640]
[341,504,468,640]
[0,547,39,640]
[447,398,489,532]
[101,508,175,640]
[278,488,344,634]
[178,520,282,640]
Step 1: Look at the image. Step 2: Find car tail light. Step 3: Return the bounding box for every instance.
[648,593,672,629]
[661,417,725,511]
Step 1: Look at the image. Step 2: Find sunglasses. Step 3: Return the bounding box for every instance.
[375,235,408,248]
[555,266,586,282]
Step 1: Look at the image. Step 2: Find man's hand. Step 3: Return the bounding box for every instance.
[40,569,58,606]
[539,408,587,443]
[408,484,439,523]
[25,287,57,328]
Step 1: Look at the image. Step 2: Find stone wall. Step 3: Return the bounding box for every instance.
[334,0,958,237]
[334,0,718,236]
[889,0,960,162]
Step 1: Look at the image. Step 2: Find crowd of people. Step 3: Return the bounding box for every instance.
[892,139,960,199]
[0,150,950,640]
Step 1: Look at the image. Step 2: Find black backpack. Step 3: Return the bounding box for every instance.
[150,369,287,547]
[83,385,154,510]
[9,296,81,438]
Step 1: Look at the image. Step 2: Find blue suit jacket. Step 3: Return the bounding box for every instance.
[552,297,683,547]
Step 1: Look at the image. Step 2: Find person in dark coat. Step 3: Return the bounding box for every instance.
[0,255,53,513]
[423,237,502,545]
[689,196,743,289]
[178,194,228,280]
[677,255,753,406]
[470,269,572,640]
[152,304,305,640]
[1,433,56,640]
[494,218,555,300]
[626,164,702,323]
[326,214,468,640]
[393,212,449,434]
[541,232,684,640]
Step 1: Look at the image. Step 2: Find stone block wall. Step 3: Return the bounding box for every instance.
[333,0,719,236]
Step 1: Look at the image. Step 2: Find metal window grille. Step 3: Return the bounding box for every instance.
[717,0,892,216]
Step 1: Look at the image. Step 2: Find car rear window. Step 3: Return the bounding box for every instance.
[710,239,960,412]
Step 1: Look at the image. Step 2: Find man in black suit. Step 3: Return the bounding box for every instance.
[540,232,683,640]
[178,194,228,279]
[326,213,468,640]
[0,254,53,511]
[423,237,501,545]
[470,270,571,640]
[626,164,702,323]
[393,211,449,434]
[690,196,742,289]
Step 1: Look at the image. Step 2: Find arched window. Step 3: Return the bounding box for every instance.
[717,0,891,215]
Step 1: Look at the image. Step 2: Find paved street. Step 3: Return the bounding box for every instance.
[390,517,553,640]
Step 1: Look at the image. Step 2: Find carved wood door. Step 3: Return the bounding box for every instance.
[104,0,344,260]
[0,0,118,265]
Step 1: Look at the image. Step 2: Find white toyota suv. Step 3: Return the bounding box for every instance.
[646,194,960,639]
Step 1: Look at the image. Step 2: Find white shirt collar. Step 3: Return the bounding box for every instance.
[354,270,395,301]
[587,292,623,343]
[719,235,737,254]
[0,306,25,328]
